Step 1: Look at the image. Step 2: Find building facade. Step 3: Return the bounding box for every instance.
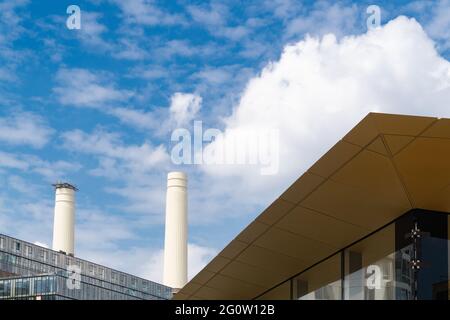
[0,234,172,300]
[176,113,450,300]
[256,209,449,300]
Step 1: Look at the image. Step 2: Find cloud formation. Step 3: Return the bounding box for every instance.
[169,92,202,127]
[54,68,133,108]
[0,113,53,148]
[203,16,450,201]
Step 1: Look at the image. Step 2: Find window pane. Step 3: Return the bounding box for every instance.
[0,280,11,297]
[293,253,341,300]
[344,223,400,300]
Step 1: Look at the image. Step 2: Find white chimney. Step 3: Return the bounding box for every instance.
[163,172,188,292]
[52,182,77,256]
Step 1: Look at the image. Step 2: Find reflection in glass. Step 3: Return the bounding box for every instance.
[293,253,341,300]
[344,224,401,300]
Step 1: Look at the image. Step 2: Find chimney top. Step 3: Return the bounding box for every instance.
[52,182,78,191]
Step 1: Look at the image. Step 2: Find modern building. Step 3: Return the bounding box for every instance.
[175,113,450,300]
[0,233,172,300]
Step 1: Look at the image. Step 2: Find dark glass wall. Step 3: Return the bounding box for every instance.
[395,210,448,300]
[254,209,449,300]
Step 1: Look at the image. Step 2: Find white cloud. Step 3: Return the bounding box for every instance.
[77,12,112,51]
[88,91,203,136]
[108,107,159,131]
[7,175,38,194]
[0,152,29,170]
[422,0,450,50]
[112,0,187,26]
[112,39,148,60]
[0,0,29,70]
[81,243,216,284]
[191,67,234,85]
[286,2,359,39]
[263,0,303,19]
[0,194,54,246]
[0,112,53,148]
[187,3,250,41]
[61,129,169,170]
[54,68,133,108]
[31,160,82,182]
[61,129,170,215]
[154,40,218,60]
[0,151,81,181]
[202,16,450,202]
[76,208,137,250]
[169,92,202,126]
[187,3,227,27]
[143,243,217,283]
[0,67,16,82]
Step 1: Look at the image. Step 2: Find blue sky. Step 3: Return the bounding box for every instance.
[1,0,450,282]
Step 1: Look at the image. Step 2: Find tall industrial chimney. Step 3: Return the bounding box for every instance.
[163,172,188,292]
[52,182,77,256]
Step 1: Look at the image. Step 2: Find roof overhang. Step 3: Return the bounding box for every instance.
[176,113,450,300]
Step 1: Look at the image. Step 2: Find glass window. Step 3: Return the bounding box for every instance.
[0,237,5,249]
[14,241,21,252]
[393,210,449,300]
[40,249,48,261]
[26,245,33,256]
[293,253,341,300]
[0,280,11,297]
[15,278,30,296]
[344,224,400,300]
[52,254,58,265]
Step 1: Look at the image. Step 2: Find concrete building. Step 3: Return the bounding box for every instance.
[175,113,450,300]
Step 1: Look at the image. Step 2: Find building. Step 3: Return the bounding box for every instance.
[175,113,450,300]
[0,233,172,300]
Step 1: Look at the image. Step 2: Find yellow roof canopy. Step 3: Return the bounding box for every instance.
[176,113,450,300]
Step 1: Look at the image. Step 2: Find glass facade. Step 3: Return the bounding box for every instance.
[294,253,341,300]
[344,224,398,300]
[0,234,172,300]
[256,209,449,300]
